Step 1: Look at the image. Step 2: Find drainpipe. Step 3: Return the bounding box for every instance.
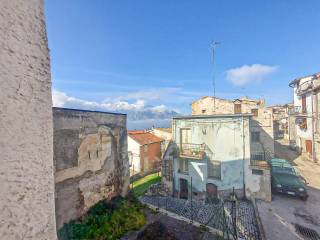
[311,92,316,162]
[242,116,246,198]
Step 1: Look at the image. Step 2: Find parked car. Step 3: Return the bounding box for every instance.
[270,158,308,200]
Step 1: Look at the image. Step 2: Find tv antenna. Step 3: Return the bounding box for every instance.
[211,41,220,112]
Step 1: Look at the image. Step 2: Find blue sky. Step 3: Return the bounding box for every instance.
[45,0,320,114]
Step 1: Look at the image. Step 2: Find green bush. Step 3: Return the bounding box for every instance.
[58,197,146,240]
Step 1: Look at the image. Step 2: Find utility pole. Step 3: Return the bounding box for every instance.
[211,41,220,112]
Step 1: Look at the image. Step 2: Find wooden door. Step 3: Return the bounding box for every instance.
[306,140,312,156]
[302,95,306,113]
[179,178,188,199]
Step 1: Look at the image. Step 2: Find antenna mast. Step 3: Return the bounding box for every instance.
[211,41,220,112]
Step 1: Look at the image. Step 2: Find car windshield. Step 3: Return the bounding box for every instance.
[272,166,296,174]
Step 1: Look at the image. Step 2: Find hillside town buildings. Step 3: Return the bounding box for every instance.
[192,96,275,159]
[164,114,271,201]
[162,96,274,202]
[267,104,295,141]
[289,72,320,161]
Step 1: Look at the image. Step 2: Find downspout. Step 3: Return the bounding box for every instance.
[242,116,246,198]
[311,92,316,162]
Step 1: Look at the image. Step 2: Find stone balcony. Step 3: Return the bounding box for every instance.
[179,143,206,160]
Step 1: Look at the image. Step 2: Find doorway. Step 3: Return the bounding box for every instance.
[179,178,188,199]
[206,183,218,199]
[306,140,312,156]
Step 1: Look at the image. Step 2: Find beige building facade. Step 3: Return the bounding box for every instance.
[0,0,57,239]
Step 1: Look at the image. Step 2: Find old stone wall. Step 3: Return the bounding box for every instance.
[0,0,57,239]
[53,108,129,229]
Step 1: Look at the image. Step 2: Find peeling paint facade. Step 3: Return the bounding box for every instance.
[192,96,275,158]
[169,115,271,201]
[53,108,129,229]
[0,0,57,238]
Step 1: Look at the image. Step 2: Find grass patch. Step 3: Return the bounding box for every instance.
[132,173,161,197]
[58,196,146,240]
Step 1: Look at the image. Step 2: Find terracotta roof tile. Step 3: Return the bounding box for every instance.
[128,132,164,145]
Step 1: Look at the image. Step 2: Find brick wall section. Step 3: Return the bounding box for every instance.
[53,108,129,229]
[0,0,57,239]
[140,142,162,171]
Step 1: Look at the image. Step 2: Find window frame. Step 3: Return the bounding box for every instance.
[207,160,221,180]
[251,131,260,142]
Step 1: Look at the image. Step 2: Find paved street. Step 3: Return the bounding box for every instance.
[139,195,261,239]
[257,139,320,240]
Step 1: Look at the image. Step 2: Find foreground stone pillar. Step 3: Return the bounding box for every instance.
[0,0,57,239]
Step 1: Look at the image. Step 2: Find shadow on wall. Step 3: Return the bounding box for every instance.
[250,118,275,160]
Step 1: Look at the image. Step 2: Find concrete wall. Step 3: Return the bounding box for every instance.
[152,128,172,141]
[128,136,141,173]
[0,0,57,239]
[250,108,275,157]
[53,108,129,229]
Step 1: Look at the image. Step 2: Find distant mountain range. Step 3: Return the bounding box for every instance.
[122,108,179,130]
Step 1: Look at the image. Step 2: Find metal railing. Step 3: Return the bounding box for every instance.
[288,106,307,115]
[179,143,206,159]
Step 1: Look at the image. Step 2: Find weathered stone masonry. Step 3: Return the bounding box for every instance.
[0,0,57,239]
[53,108,129,229]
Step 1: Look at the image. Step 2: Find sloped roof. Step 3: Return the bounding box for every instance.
[128,131,164,145]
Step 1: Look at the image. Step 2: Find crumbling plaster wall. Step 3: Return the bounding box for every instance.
[53,108,129,229]
[0,0,57,239]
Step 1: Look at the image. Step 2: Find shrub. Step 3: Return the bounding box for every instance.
[58,197,146,240]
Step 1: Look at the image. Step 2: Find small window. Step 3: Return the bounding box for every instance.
[234,103,242,114]
[251,131,260,142]
[299,118,307,130]
[144,145,148,152]
[252,169,263,175]
[251,109,258,117]
[179,158,188,174]
[208,160,221,179]
[202,109,206,114]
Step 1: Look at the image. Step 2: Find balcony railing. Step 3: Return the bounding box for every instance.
[288,106,307,115]
[179,143,206,159]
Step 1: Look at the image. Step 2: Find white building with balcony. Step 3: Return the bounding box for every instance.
[162,114,272,202]
[289,72,320,161]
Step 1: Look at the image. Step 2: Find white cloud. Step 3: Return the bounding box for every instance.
[52,90,168,113]
[150,104,167,113]
[226,64,278,86]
